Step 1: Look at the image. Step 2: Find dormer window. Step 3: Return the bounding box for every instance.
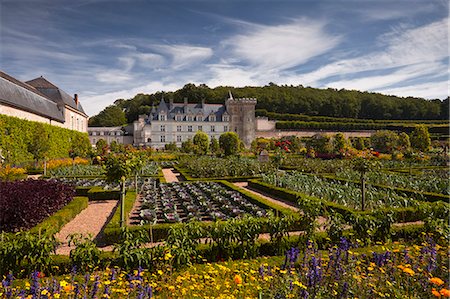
[187,116,193,122]
[209,115,216,122]
[176,115,183,121]
[223,115,229,122]
[196,115,203,121]
[159,114,166,121]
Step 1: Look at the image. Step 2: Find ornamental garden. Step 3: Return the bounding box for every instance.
[0,115,449,298]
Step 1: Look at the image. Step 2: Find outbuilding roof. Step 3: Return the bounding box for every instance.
[26,76,87,116]
[0,71,65,122]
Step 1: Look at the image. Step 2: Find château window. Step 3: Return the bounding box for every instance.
[160,125,165,132]
[147,138,151,143]
[211,126,215,132]
[188,125,193,132]
[209,115,216,122]
[93,138,96,143]
[187,116,193,122]
[177,125,182,132]
[224,126,228,132]
[177,136,182,142]
[223,115,229,122]
[161,136,165,142]
[176,115,182,121]
[198,125,202,131]
[160,114,166,121]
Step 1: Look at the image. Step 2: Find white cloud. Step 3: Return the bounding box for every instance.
[225,19,341,71]
[296,18,448,86]
[326,62,447,91]
[376,80,448,100]
[81,81,183,116]
[95,70,133,84]
[153,45,213,69]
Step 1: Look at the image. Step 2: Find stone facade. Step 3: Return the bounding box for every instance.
[131,93,256,148]
[0,71,88,132]
[88,126,134,145]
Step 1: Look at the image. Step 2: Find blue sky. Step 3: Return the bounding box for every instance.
[1,0,448,116]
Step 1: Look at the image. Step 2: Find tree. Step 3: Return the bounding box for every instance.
[308,134,333,154]
[333,133,348,153]
[352,158,380,211]
[210,136,219,154]
[410,125,431,152]
[164,142,178,152]
[103,153,138,227]
[370,130,399,153]
[193,131,209,155]
[95,139,108,156]
[69,134,91,160]
[219,132,240,156]
[27,123,50,167]
[88,105,127,127]
[69,134,92,174]
[181,138,195,154]
[398,132,411,150]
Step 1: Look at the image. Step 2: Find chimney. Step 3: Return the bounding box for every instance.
[74,94,79,107]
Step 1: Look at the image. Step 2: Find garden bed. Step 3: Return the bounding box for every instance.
[137,181,268,224]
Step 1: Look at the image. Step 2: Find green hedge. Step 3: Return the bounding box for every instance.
[275,120,449,134]
[0,114,90,165]
[257,110,448,125]
[87,187,120,201]
[30,196,89,235]
[174,165,260,182]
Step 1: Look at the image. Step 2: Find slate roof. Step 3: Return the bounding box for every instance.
[26,77,87,116]
[0,71,65,122]
[148,100,227,122]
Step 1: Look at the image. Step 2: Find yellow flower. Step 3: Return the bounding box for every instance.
[60,280,68,287]
[292,281,307,289]
[233,274,243,285]
[402,267,415,276]
[164,252,173,261]
[54,294,61,299]
[430,277,445,286]
[41,290,49,296]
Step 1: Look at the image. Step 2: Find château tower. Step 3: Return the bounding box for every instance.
[225,92,257,147]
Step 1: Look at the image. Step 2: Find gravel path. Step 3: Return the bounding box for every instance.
[56,200,118,255]
[162,168,184,182]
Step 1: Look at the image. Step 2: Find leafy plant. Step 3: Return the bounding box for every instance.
[68,234,101,271]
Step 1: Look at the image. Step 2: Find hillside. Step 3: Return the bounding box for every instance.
[89,83,449,126]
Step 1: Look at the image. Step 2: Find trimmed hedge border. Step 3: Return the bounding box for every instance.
[87,187,120,201]
[173,165,259,182]
[30,196,89,235]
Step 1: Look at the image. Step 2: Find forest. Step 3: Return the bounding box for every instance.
[89,83,449,126]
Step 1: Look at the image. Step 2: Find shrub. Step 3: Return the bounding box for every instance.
[0,179,75,232]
